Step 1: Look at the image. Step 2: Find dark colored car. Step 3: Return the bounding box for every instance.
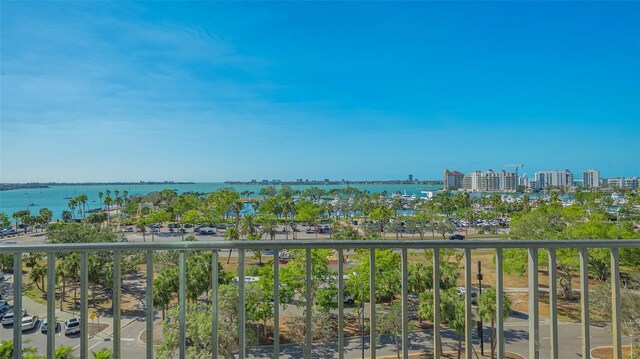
[449,234,465,240]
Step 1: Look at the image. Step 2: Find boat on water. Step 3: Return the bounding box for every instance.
[28,203,36,206]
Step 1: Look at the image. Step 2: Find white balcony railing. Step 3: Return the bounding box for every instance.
[2,239,639,359]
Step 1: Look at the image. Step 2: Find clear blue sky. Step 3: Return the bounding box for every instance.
[1,1,639,182]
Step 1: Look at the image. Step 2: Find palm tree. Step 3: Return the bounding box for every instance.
[56,262,67,310]
[28,262,47,292]
[92,348,112,359]
[68,198,78,221]
[239,213,257,239]
[224,227,239,264]
[260,215,278,240]
[448,300,466,359]
[25,252,43,268]
[478,288,512,358]
[98,192,104,209]
[77,194,88,220]
[63,254,81,316]
[103,196,113,225]
[55,346,75,359]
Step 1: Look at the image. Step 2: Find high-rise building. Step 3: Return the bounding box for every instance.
[443,169,465,189]
[607,177,639,189]
[408,174,413,182]
[462,171,486,192]
[534,170,574,189]
[486,169,501,191]
[583,169,600,188]
[461,169,518,192]
[519,174,529,188]
[499,170,518,191]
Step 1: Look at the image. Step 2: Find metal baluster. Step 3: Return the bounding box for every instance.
[401,248,409,359]
[548,249,558,359]
[80,252,88,359]
[212,250,218,359]
[496,248,505,359]
[113,251,122,359]
[611,248,622,359]
[528,248,539,359]
[338,248,345,359]
[179,251,186,359]
[238,249,246,359]
[579,248,590,359]
[47,252,56,359]
[146,250,154,359]
[370,248,376,359]
[464,248,472,359]
[13,253,22,359]
[433,248,441,358]
[273,248,280,358]
[305,248,312,359]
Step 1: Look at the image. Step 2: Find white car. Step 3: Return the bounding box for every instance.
[64,318,80,335]
[2,309,27,326]
[21,315,39,331]
[232,276,260,286]
[456,287,478,304]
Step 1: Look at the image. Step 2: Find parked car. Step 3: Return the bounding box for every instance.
[0,301,12,318]
[456,287,478,304]
[123,226,134,233]
[21,315,39,331]
[64,318,80,335]
[2,309,27,326]
[449,234,465,240]
[41,318,59,334]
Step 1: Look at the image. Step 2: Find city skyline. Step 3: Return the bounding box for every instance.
[2,2,639,182]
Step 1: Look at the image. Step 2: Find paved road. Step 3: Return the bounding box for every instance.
[1,276,626,359]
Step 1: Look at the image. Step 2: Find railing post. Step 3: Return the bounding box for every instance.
[305,248,312,359]
[528,248,539,359]
[433,248,441,359]
[464,248,472,359]
[179,250,187,359]
[211,250,218,359]
[146,250,154,359]
[370,248,376,359]
[80,252,89,359]
[12,252,22,359]
[238,248,246,359]
[338,248,345,359]
[47,251,56,359]
[611,248,622,359]
[579,248,590,359]
[113,250,122,359]
[496,248,505,359]
[401,248,409,359]
[273,248,280,358]
[548,249,559,359]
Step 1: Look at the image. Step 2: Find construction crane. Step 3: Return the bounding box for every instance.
[504,164,524,177]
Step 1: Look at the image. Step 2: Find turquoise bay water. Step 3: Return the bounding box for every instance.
[0,182,442,220]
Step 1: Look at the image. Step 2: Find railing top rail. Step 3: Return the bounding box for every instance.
[0,239,639,252]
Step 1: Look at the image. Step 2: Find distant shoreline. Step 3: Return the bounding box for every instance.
[225,180,443,186]
[0,181,195,191]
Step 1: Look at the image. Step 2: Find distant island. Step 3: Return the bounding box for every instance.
[0,181,195,191]
[225,179,443,186]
